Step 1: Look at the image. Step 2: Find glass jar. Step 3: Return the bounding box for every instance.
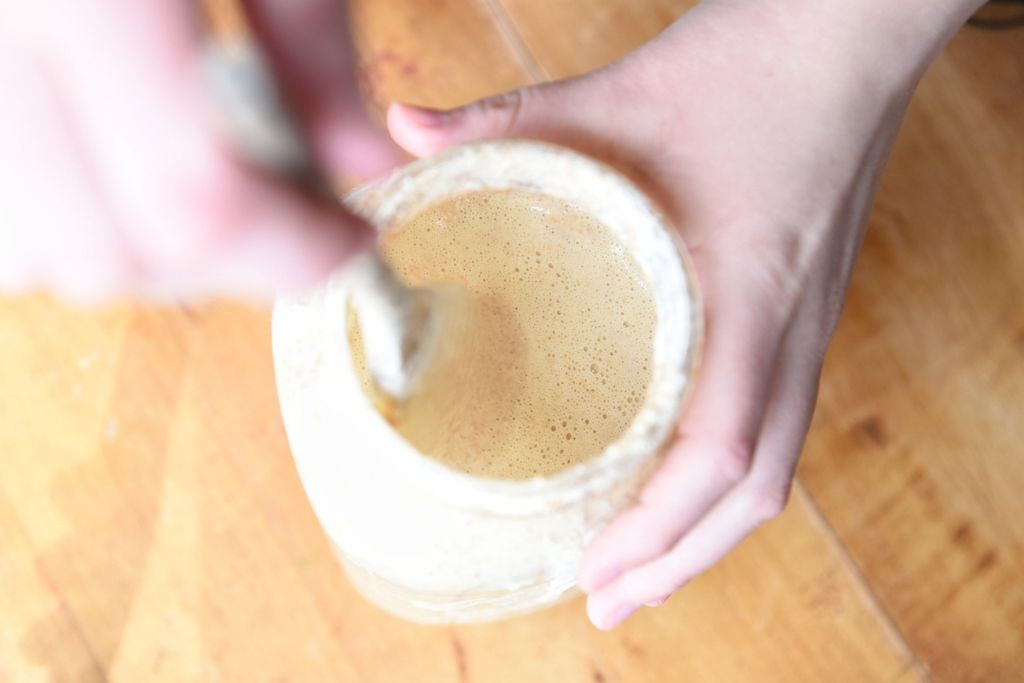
[272,140,701,623]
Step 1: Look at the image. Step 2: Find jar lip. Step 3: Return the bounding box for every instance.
[274,139,701,514]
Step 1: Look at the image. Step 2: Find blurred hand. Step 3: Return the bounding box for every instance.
[0,0,403,302]
[388,0,979,629]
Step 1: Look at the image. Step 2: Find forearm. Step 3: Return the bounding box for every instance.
[809,0,986,85]
[634,0,986,141]
[693,0,987,89]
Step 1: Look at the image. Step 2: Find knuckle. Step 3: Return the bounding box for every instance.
[749,253,802,312]
[479,88,531,135]
[710,438,754,486]
[636,477,665,508]
[717,225,807,309]
[744,483,791,526]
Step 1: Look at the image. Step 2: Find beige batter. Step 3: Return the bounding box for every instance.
[350,188,656,480]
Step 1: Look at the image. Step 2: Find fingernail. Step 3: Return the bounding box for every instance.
[645,596,668,608]
[397,103,457,128]
[595,604,638,631]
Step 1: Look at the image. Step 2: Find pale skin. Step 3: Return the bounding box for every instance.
[1,0,986,629]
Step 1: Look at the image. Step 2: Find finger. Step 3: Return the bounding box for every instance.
[0,54,133,301]
[585,320,826,630]
[577,256,791,593]
[247,0,406,181]
[138,167,373,299]
[46,1,373,295]
[386,61,655,161]
[194,184,372,298]
[387,85,571,158]
[585,478,780,630]
[46,0,245,269]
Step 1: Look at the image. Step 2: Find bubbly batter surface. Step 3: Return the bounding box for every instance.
[351,189,656,479]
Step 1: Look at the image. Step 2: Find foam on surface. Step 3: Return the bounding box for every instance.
[351,189,656,479]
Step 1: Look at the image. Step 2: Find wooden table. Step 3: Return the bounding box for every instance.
[2,2,1022,681]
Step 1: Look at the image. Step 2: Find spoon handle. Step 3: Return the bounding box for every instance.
[199,4,430,399]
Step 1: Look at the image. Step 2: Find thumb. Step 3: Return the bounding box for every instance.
[387,89,546,158]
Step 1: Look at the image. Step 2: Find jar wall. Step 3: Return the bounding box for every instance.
[272,141,700,624]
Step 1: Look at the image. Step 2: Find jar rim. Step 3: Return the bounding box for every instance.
[274,139,702,516]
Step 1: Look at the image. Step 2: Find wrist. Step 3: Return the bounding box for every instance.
[713,0,985,89]
[819,0,984,83]
[634,0,986,130]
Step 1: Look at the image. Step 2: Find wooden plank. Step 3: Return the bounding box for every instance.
[0,303,195,678]
[2,0,996,681]
[0,492,106,683]
[799,26,1024,682]
[349,0,533,113]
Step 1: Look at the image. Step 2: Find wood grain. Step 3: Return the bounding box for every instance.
[0,1,1021,682]
[799,26,1024,683]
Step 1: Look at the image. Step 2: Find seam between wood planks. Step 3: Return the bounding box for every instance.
[5,507,110,683]
[793,478,932,682]
[481,0,549,83]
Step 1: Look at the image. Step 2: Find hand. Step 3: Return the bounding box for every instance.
[387,0,981,629]
[0,0,403,302]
